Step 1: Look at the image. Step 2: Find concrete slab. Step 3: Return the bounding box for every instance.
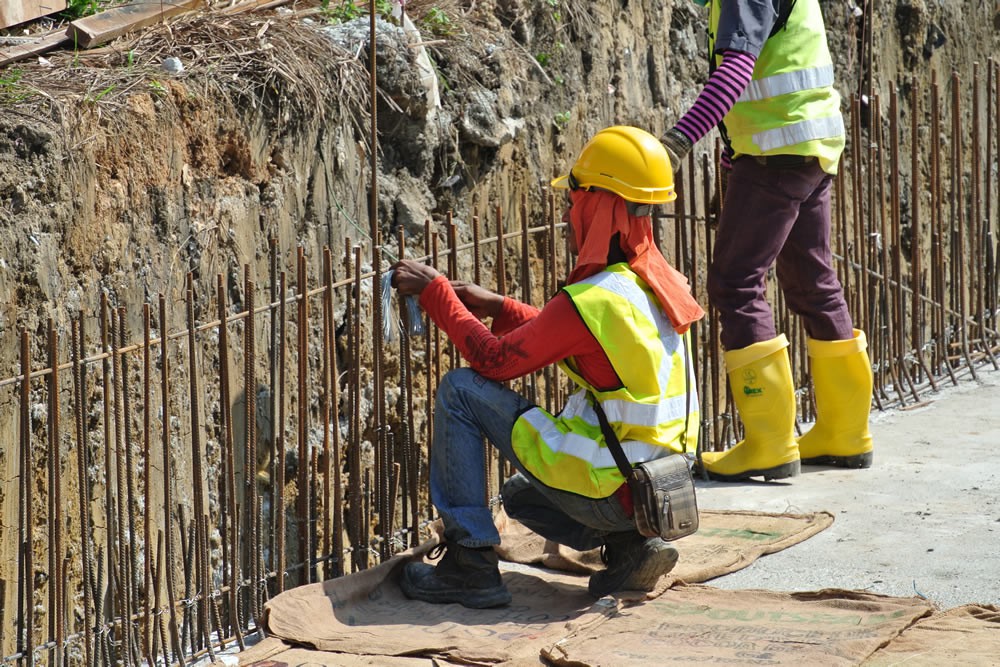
[698,366,1000,610]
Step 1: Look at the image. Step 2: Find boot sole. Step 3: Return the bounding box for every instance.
[801,451,873,468]
[701,459,801,482]
[399,567,512,609]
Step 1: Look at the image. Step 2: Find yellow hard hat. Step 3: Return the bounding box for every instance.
[551,125,676,204]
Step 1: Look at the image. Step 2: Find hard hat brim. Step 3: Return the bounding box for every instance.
[550,174,571,190]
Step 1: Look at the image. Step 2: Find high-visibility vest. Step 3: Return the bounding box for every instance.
[709,0,845,174]
[510,263,699,498]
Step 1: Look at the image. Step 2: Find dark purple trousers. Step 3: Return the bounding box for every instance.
[708,156,854,351]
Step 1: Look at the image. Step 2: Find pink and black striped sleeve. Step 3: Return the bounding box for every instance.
[672,50,757,167]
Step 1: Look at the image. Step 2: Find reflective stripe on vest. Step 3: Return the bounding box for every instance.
[754,114,845,152]
[737,63,835,103]
[518,405,666,470]
[510,264,699,498]
[599,393,690,428]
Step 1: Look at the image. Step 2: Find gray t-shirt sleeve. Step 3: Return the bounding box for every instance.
[714,0,782,57]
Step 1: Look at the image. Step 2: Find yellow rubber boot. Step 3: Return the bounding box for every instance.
[797,329,874,468]
[699,335,800,481]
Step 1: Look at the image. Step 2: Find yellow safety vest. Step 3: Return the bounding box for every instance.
[510,263,699,498]
[708,0,845,174]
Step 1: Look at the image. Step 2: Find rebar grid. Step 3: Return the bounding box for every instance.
[3,64,1000,665]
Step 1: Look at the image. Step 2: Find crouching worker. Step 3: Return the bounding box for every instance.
[390,126,705,608]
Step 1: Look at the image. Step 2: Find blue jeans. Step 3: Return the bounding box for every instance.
[432,368,636,550]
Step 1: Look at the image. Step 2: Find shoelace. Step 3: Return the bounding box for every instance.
[428,543,448,561]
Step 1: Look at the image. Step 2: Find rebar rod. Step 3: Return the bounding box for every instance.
[994,60,1000,342]
[368,0,378,248]
[850,96,865,334]
[185,275,215,662]
[243,267,263,621]
[179,511,194,654]
[495,206,507,296]
[18,329,35,667]
[707,146,721,450]
[216,284,234,640]
[93,548,110,667]
[350,245,367,572]
[70,320,95,667]
[110,309,134,665]
[889,91,920,402]
[930,75,959,385]
[98,295,122,658]
[446,216,458,371]
[432,232,442,430]
[326,250,346,575]
[952,73,978,379]
[971,62,998,370]
[118,308,142,665]
[686,140,697,283]
[909,79,937,390]
[519,193,535,404]
[875,95,907,405]
[973,63,985,353]
[296,249,312,583]
[276,271,289,589]
[674,157,684,275]
[141,307,155,664]
[269,238,281,581]
[977,56,994,237]
[46,320,64,667]
[159,294,185,665]
[154,532,169,666]
[372,242,389,562]
[322,249,335,581]
[216,275,245,651]
[870,95,889,399]
[395,232,419,549]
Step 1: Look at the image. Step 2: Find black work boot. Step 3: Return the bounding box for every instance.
[400,543,512,609]
[588,532,679,598]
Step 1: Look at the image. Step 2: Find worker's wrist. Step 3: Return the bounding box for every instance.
[661,127,693,170]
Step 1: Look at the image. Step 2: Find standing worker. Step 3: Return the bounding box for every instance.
[659,0,874,481]
[391,126,704,608]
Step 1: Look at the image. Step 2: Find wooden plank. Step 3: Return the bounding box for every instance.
[0,30,69,68]
[222,0,294,16]
[66,0,202,50]
[0,0,68,30]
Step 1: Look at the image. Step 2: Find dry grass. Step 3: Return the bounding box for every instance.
[1,6,372,140]
[0,0,558,146]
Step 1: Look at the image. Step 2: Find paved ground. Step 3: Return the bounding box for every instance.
[698,365,1000,610]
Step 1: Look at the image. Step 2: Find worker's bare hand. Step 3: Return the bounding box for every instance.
[390,259,440,297]
[451,281,504,319]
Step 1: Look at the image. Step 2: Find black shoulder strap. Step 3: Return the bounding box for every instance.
[769,0,797,37]
[589,393,639,490]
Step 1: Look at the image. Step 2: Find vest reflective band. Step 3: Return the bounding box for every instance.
[510,264,700,498]
[737,64,835,103]
[708,0,845,174]
[752,115,845,153]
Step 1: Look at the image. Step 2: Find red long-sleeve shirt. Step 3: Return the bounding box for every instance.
[419,275,639,510]
[417,275,619,390]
